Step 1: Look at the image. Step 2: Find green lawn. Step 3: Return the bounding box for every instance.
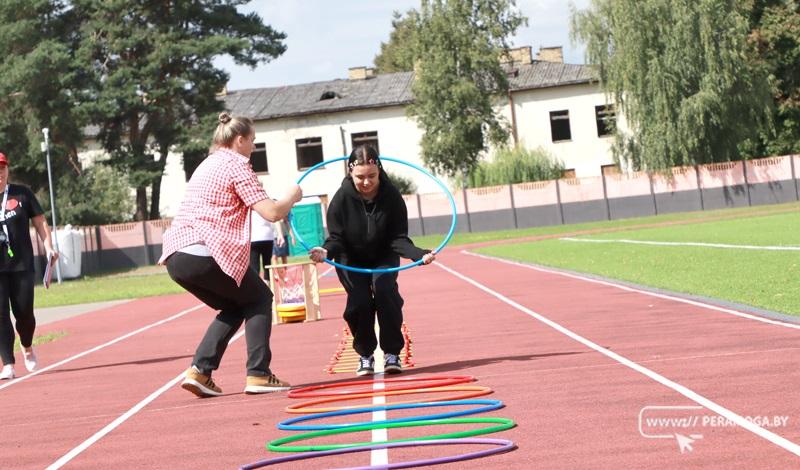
[475,209,800,316]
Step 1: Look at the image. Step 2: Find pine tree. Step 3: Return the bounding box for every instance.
[74,0,286,219]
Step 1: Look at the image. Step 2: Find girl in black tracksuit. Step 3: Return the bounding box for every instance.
[310,145,434,375]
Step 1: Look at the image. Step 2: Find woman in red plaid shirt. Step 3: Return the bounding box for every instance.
[159,112,302,398]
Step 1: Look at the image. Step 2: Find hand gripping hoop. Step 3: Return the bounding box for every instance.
[290,155,457,274]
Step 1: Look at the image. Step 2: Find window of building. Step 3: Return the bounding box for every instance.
[296,137,324,170]
[601,164,620,176]
[320,91,340,101]
[250,142,268,174]
[595,104,616,137]
[549,110,572,142]
[561,168,576,178]
[351,131,380,154]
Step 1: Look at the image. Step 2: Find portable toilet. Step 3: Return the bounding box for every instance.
[55,224,83,279]
[289,196,324,256]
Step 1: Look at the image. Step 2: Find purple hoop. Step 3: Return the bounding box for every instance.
[239,437,516,469]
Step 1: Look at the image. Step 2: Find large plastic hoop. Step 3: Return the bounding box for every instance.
[287,375,475,398]
[290,155,457,274]
[278,399,504,431]
[267,417,516,452]
[240,438,516,470]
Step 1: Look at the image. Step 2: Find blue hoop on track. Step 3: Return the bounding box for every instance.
[290,155,457,274]
[277,399,503,431]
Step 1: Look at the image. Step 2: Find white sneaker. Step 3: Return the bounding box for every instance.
[0,364,15,380]
[22,347,38,372]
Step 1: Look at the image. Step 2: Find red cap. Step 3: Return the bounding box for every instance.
[0,153,7,166]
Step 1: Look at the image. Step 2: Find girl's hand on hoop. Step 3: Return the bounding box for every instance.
[309,247,328,263]
[422,252,436,265]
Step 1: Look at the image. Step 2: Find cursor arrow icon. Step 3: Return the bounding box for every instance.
[675,433,703,453]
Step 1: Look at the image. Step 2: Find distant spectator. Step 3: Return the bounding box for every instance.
[0,152,59,380]
[250,209,274,280]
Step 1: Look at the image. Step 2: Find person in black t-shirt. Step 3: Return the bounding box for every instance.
[0,152,59,380]
[309,145,435,376]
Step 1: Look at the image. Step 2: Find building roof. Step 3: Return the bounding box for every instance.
[508,61,596,91]
[223,61,597,121]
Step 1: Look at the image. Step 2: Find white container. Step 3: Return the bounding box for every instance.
[55,225,83,279]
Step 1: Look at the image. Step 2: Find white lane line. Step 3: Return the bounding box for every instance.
[0,304,205,391]
[463,250,800,330]
[435,261,800,457]
[47,328,246,469]
[561,237,800,251]
[372,329,389,466]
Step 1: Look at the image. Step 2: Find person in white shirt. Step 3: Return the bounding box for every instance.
[250,209,275,280]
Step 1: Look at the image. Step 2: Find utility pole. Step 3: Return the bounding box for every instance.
[41,128,62,284]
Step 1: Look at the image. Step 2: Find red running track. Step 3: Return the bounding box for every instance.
[2,251,800,469]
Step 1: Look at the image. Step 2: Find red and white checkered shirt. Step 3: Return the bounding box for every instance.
[159,147,268,285]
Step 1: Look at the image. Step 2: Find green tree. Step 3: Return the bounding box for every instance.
[408,0,526,179]
[75,0,286,220]
[0,0,89,210]
[744,0,800,157]
[373,10,419,74]
[572,0,774,171]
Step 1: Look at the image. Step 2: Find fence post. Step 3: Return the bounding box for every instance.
[555,179,565,225]
[462,187,472,233]
[95,225,103,271]
[416,193,425,236]
[791,155,799,201]
[742,160,752,206]
[142,220,151,265]
[694,165,705,211]
[601,171,611,220]
[509,183,518,229]
[648,172,658,215]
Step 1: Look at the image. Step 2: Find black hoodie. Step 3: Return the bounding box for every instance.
[322,171,429,266]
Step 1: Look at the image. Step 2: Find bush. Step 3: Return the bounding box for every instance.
[467,147,565,188]
[52,164,134,225]
[386,171,418,195]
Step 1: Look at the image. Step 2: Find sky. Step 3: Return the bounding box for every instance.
[217,0,592,91]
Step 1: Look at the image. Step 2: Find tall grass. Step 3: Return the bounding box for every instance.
[467,146,565,188]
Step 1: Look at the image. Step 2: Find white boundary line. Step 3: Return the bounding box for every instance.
[561,237,800,251]
[372,346,388,466]
[47,328,246,469]
[463,250,800,330]
[435,261,800,457]
[0,304,205,391]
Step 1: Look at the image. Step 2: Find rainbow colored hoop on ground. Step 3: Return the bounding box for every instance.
[290,155,457,274]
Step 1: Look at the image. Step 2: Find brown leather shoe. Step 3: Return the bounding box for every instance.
[244,374,291,394]
[181,367,223,397]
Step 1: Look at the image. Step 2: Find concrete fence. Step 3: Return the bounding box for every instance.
[31,154,800,279]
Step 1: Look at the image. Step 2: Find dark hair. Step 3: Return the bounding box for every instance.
[348,145,382,170]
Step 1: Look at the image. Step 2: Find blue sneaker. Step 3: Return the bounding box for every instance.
[384,354,402,374]
[356,356,374,376]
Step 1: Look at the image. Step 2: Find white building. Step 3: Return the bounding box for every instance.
[130,46,622,217]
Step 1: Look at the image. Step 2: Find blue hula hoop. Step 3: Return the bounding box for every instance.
[277,399,503,431]
[290,155,457,274]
